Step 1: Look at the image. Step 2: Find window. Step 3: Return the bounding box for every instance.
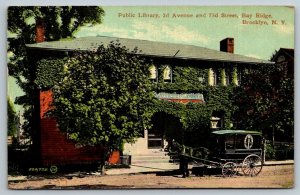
[226,67,233,85]
[149,65,158,82]
[213,68,219,86]
[237,68,242,85]
[208,68,219,86]
[225,136,235,149]
[163,65,172,82]
[211,110,225,129]
[232,66,242,86]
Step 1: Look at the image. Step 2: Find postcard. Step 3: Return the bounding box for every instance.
[7,6,294,189]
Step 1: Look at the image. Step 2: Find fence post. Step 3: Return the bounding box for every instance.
[262,138,266,165]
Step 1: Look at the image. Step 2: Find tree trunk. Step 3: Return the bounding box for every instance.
[35,18,46,43]
[99,147,109,175]
[99,162,105,175]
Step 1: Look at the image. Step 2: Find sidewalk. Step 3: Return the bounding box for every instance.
[105,159,294,175]
[263,160,294,166]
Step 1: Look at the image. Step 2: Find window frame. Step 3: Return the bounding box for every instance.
[149,65,158,82]
[163,65,172,83]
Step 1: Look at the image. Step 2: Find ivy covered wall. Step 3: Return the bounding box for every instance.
[35,55,246,147]
[148,58,239,147]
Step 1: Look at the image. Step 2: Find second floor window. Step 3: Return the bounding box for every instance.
[237,68,243,85]
[163,65,172,82]
[209,68,218,86]
[226,67,233,85]
[212,68,219,86]
[149,65,158,82]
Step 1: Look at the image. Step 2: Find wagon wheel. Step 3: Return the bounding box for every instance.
[222,162,238,177]
[242,154,263,177]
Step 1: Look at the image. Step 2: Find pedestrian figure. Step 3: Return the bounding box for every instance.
[179,147,189,178]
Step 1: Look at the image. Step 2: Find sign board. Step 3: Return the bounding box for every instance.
[155,92,205,104]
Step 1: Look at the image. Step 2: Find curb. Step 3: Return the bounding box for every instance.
[263,163,294,166]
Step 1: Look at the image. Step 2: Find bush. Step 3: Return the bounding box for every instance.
[265,142,275,160]
[265,141,294,160]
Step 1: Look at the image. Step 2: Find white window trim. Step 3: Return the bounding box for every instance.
[163,65,172,83]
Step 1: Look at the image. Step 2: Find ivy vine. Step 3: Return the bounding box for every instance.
[35,57,238,148]
[35,58,66,89]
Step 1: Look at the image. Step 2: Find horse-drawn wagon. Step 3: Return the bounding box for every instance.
[169,130,264,177]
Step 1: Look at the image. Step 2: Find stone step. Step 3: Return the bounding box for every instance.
[132,152,169,156]
[132,155,169,159]
[127,149,177,164]
[132,160,176,164]
[132,155,170,161]
[132,161,172,164]
[132,157,176,164]
[132,159,170,163]
[132,158,170,161]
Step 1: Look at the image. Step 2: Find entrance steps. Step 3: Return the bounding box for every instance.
[131,149,171,164]
[106,149,180,175]
[129,149,179,171]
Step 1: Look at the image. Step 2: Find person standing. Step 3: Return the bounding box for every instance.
[179,146,189,178]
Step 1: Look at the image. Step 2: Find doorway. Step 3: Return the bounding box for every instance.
[149,112,183,149]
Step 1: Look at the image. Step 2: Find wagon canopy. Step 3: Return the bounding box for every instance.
[211,130,262,135]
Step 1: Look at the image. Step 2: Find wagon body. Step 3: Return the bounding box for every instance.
[209,130,263,162]
[178,130,264,177]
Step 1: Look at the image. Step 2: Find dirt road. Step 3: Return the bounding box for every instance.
[8,165,293,189]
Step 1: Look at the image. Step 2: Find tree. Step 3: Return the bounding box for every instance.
[233,62,294,143]
[7,6,105,144]
[8,97,18,137]
[8,6,104,77]
[51,42,155,172]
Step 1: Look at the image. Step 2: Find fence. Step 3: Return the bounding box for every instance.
[265,141,294,160]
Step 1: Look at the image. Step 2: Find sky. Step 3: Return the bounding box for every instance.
[1,1,299,195]
[7,6,295,113]
[75,6,294,60]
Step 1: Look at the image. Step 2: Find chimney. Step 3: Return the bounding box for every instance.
[35,19,45,43]
[220,38,234,53]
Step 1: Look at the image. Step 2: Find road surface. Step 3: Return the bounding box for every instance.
[8,164,293,189]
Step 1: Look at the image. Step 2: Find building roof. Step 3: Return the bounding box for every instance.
[26,36,273,64]
[211,130,262,135]
[271,48,294,62]
[280,48,294,56]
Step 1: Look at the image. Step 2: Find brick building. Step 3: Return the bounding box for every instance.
[271,48,294,76]
[26,36,273,164]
